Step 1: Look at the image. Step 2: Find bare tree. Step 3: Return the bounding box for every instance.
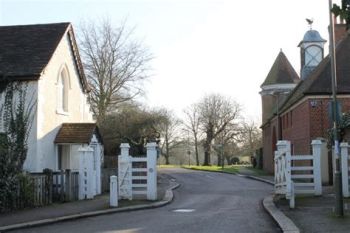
[198,94,241,166]
[157,109,181,165]
[183,104,201,165]
[79,19,152,122]
[214,122,242,166]
[240,120,262,157]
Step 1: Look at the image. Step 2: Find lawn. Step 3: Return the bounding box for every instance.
[182,165,241,174]
[157,164,180,168]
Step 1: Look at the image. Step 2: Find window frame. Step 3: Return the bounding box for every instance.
[56,65,71,115]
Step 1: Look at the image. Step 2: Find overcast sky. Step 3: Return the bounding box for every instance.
[0,0,339,122]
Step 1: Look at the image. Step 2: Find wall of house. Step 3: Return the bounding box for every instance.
[281,97,350,156]
[281,100,311,155]
[34,32,94,172]
[262,118,278,174]
[261,95,275,124]
[11,82,39,171]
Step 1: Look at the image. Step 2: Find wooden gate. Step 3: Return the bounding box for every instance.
[118,142,157,200]
[274,140,322,208]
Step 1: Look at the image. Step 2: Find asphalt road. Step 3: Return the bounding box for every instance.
[13,168,281,233]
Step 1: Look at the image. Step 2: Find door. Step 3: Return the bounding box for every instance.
[57,144,70,170]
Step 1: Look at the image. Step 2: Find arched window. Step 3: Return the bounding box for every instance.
[57,67,69,113]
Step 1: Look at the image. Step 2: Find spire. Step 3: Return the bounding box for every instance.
[261,51,299,87]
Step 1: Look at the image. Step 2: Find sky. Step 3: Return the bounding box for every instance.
[0,0,340,122]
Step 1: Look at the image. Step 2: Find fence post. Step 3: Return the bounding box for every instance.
[65,169,71,201]
[110,175,118,207]
[276,140,290,153]
[274,150,278,188]
[284,141,294,208]
[312,140,322,196]
[341,142,349,197]
[43,168,53,204]
[118,143,132,200]
[146,142,158,201]
[78,146,95,200]
[60,170,65,202]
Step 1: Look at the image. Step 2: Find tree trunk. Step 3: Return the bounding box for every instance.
[194,135,199,166]
[165,130,170,165]
[203,140,211,166]
[217,153,221,166]
[225,155,232,165]
[165,155,170,165]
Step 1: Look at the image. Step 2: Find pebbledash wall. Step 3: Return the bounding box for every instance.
[23,31,94,172]
[263,96,350,173]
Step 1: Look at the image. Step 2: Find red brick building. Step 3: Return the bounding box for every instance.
[260,22,350,174]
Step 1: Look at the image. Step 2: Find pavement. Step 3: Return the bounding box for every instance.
[239,167,350,233]
[275,186,350,233]
[0,172,179,232]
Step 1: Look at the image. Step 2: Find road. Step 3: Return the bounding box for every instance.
[13,168,281,233]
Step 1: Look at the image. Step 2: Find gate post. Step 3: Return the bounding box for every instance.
[312,140,322,195]
[146,142,158,200]
[65,169,71,201]
[276,140,291,153]
[118,143,132,200]
[341,142,349,197]
[78,146,95,200]
[110,175,118,207]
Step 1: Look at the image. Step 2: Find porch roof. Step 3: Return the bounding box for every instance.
[54,123,102,144]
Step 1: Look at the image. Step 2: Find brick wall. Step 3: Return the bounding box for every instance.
[281,97,350,154]
[262,96,350,174]
[262,118,278,174]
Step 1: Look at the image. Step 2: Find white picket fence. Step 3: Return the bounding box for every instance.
[118,143,157,201]
[274,140,322,208]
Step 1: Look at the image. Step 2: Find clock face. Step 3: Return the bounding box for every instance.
[305,45,322,66]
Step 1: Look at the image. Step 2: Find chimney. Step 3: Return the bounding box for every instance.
[333,16,348,45]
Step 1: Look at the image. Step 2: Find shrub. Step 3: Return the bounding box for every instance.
[231,157,240,164]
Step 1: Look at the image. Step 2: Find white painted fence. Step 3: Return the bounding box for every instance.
[118,143,158,201]
[78,146,95,200]
[340,142,350,197]
[118,144,132,200]
[274,140,322,208]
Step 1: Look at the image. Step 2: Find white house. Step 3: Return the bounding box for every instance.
[0,22,103,196]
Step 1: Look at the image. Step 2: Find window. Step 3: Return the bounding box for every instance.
[57,66,69,113]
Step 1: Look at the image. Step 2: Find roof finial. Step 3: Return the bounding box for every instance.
[306,18,314,30]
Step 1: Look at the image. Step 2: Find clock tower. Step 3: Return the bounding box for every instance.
[298,26,326,80]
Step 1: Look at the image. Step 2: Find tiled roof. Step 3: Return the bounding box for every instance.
[261,51,300,87]
[55,123,102,144]
[0,23,69,79]
[280,32,350,113]
[0,22,89,91]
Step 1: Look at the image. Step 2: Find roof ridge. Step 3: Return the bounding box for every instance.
[0,22,71,28]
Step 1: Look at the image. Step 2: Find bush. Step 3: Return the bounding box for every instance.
[231,157,240,164]
[0,173,34,212]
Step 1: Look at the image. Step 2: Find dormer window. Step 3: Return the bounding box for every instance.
[57,66,70,114]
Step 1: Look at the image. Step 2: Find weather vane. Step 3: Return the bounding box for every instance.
[306,18,314,30]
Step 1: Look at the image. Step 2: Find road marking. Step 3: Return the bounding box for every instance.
[172,209,196,213]
[205,174,214,179]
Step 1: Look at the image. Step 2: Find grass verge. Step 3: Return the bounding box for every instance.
[182,165,240,174]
